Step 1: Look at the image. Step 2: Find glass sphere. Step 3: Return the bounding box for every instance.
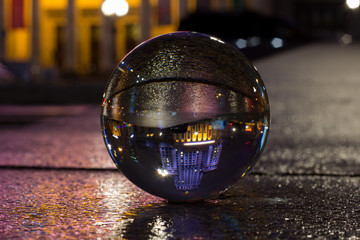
[101,32,270,202]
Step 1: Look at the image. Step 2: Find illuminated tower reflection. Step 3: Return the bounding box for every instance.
[105,114,268,194]
[159,122,222,191]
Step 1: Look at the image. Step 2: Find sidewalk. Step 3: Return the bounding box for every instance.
[0,42,359,239]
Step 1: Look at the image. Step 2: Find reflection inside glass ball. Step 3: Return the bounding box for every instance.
[101,32,270,202]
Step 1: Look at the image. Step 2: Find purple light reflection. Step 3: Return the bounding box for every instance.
[0,170,162,238]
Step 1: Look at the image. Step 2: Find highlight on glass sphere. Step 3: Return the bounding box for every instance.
[101,32,270,202]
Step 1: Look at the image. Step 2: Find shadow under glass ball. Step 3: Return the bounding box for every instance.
[101,32,270,202]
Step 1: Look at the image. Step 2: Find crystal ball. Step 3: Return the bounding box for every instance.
[101,32,270,202]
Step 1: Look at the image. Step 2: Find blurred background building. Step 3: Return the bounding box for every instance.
[0,0,358,82]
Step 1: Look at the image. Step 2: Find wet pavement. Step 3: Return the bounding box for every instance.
[1,43,360,239]
[1,170,359,239]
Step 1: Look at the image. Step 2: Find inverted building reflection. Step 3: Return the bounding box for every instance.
[105,115,267,192]
[159,122,222,191]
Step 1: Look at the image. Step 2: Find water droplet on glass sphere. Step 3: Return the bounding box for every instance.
[101,32,270,202]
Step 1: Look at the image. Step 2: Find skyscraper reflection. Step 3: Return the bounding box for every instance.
[159,122,222,191]
[104,115,267,194]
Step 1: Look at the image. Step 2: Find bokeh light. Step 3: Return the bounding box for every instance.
[347,0,360,9]
[101,0,129,17]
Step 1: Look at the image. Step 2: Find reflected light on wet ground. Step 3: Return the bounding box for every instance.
[0,170,161,238]
[1,170,359,239]
[0,105,114,169]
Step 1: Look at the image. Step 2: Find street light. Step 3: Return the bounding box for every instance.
[100,0,129,72]
[346,0,360,41]
[101,0,129,17]
[346,0,360,9]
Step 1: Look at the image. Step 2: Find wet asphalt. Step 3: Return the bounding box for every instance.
[0,43,359,239]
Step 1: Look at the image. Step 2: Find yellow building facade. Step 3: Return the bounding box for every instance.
[0,0,241,77]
